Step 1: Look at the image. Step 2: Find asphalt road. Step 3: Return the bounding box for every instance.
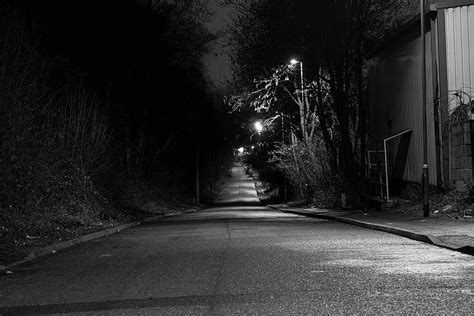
[1,206,473,315]
[1,164,473,314]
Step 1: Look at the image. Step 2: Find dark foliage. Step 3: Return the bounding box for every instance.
[224,0,417,204]
[0,0,234,254]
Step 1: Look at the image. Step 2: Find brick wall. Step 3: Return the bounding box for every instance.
[451,120,474,190]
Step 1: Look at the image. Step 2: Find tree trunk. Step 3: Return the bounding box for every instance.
[315,69,338,172]
[332,68,356,184]
[356,42,367,182]
[195,135,200,204]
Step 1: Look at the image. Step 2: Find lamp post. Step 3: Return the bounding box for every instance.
[290,59,306,139]
[290,59,305,109]
[254,120,263,150]
[254,121,263,134]
[420,0,429,217]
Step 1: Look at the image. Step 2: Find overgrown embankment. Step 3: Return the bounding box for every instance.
[0,4,229,265]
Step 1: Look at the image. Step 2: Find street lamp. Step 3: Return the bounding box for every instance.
[290,59,304,97]
[420,0,429,217]
[254,121,263,134]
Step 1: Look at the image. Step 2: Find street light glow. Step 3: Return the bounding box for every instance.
[238,147,244,154]
[254,121,263,133]
[290,59,299,65]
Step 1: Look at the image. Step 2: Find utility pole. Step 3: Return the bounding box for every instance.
[421,0,429,217]
[299,62,306,141]
[290,59,306,140]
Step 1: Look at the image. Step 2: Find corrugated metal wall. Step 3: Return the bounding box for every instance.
[445,5,474,108]
[368,29,438,185]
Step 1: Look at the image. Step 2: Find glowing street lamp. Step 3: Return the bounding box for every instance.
[238,147,244,154]
[289,58,305,111]
[254,121,263,134]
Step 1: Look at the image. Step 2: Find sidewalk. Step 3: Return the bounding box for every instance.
[269,205,474,255]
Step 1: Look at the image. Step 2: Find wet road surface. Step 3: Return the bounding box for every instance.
[1,164,473,314]
[1,207,473,315]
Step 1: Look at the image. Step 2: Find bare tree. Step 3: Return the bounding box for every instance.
[225,0,415,201]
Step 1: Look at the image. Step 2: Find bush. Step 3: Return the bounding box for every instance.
[0,6,112,245]
[271,137,341,207]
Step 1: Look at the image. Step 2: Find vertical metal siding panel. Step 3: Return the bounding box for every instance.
[426,31,438,185]
[409,36,422,182]
[446,6,474,105]
[412,36,423,183]
[431,17,443,186]
[391,34,424,183]
[446,8,456,109]
[454,7,463,93]
[438,8,450,186]
[468,6,474,95]
[460,7,471,91]
[369,29,438,184]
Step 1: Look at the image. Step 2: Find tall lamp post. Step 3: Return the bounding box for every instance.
[290,58,305,109]
[254,120,263,150]
[254,121,263,134]
[290,59,306,139]
[420,0,429,217]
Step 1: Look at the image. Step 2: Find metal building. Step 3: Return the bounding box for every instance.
[368,0,474,195]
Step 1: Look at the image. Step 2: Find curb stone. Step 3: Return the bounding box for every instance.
[0,209,197,273]
[269,206,474,256]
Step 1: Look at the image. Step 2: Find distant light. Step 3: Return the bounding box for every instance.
[290,59,299,65]
[238,147,244,153]
[251,145,255,149]
[254,121,263,133]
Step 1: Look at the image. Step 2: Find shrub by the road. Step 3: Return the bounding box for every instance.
[0,7,113,254]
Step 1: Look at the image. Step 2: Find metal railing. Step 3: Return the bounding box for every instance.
[367,129,413,202]
[383,129,412,202]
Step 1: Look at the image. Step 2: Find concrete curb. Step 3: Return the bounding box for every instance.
[270,206,474,256]
[1,210,195,273]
